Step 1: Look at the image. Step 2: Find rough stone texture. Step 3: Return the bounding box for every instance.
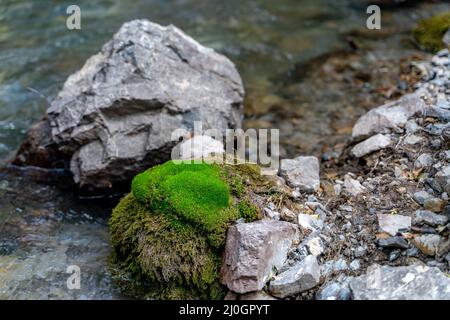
[220,220,300,294]
[414,210,448,227]
[414,153,433,169]
[298,213,324,232]
[377,213,411,236]
[350,134,392,158]
[403,134,423,145]
[279,156,320,192]
[316,281,351,300]
[349,264,450,300]
[378,236,409,249]
[352,93,426,140]
[435,165,450,195]
[412,234,442,256]
[306,237,324,257]
[343,174,366,196]
[280,207,298,223]
[413,191,433,205]
[423,197,446,213]
[269,255,320,298]
[15,20,244,191]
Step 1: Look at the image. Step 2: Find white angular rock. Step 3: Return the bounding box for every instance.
[352,93,426,140]
[377,213,411,236]
[298,213,324,232]
[220,220,300,294]
[279,156,320,192]
[351,134,392,158]
[349,264,450,300]
[343,175,366,196]
[269,255,321,298]
[306,237,324,257]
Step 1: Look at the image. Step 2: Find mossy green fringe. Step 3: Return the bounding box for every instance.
[413,12,450,53]
[109,160,262,299]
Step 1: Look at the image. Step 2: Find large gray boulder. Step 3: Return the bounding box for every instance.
[349,264,450,300]
[220,220,300,294]
[14,20,244,191]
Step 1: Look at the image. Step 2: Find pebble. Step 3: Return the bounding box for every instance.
[412,234,441,256]
[423,198,446,213]
[405,120,420,134]
[298,213,324,232]
[306,237,324,257]
[378,236,409,249]
[377,213,411,236]
[343,175,366,196]
[389,249,401,261]
[413,190,433,205]
[269,255,321,298]
[414,210,448,227]
[350,134,392,158]
[414,153,433,169]
[354,246,367,258]
[316,281,351,300]
[403,134,423,145]
[349,259,361,271]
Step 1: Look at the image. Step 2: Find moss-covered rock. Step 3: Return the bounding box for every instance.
[413,12,450,53]
[109,160,266,299]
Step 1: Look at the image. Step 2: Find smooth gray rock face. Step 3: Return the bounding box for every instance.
[45,20,244,189]
[350,134,392,158]
[352,93,426,140]
[279,156,320,192]
[220,220,300,294]
[349,264,450,300]
[269,255,320,298]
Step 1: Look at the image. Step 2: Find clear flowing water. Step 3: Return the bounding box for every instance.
[0,0,448,299]
[0,0,382,161]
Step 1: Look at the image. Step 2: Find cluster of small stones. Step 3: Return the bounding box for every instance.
[221,49,450,300]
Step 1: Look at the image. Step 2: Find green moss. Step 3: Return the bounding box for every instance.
[110,160,268,299]
[413,12,450,53]
[109,193,224,299]
[238,200,260,222]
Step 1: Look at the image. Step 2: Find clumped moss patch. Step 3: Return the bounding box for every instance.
[109,160,264,299]
[413,12,450,53]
